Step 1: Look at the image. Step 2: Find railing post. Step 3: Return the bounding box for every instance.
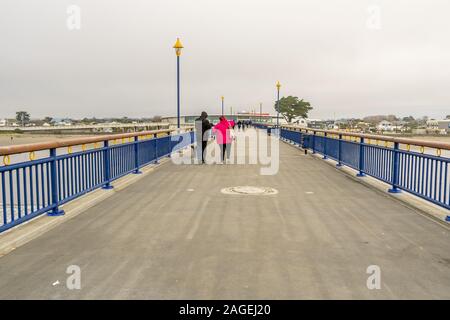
[154,133,159,164]
[102,140,113,189]
[322,132,328,159]
[336,134,342,167]
[133,135,142,174]
[388,141,401,193]
[312,131,316,154]
[167,131,172,158]
[48,148,64,216]
[356,137,365,177]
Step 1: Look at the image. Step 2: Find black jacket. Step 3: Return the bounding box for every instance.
[195,117,213,134]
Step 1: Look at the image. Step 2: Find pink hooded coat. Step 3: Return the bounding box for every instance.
[213,118,235,144]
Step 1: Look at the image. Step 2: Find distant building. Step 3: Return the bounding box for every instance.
[307,119,326,129]
[426,119,450,133]
[161,113,282,125]
[55,119,73,126]
[0,119,7,127]
[377,120,393,131]
[291,117,307,127]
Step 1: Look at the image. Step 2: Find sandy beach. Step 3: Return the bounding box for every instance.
[0,133,93,147]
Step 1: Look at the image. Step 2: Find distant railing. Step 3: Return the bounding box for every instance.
[0,128,194,233]
[254,123,450,211]
[0,122,171,132]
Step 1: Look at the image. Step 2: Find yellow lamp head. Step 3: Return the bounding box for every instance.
[276,81,281,89]
[221,96,224,101]
[173,38,184,56]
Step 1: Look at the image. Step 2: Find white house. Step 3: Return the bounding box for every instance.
[377,120,393,131]
[291,117,308,127]
[426,119,450,133]
[0,119,7,126]
[55,119,73,126]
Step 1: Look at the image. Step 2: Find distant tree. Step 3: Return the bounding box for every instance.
[415,116,429,125]
[363,115,384,124]
[118,116,134,123]
[446,115,450,119]
[386,114,399,122]
[274,96,312,123]
[43,116,53,124]
[16,111,30,126]
[402,116,415,122]
[151,115,162,122]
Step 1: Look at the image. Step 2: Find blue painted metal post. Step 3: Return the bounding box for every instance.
[388,141,401,193]
[336,134,342,167]
[154,133,159,164]
[312,131,316,154]
[167,131,172,158]
[102,140,113,189]
[133,136,142,174]
[322,132,328,159]
[356,137,365,177]
[48,148,64,216]
[177,55,180,129]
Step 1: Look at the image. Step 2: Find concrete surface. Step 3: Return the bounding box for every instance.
[0,133,449,299]
[283,139,450,224]
[0,158,170,257]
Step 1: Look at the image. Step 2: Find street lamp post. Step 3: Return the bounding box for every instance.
[173,38,184,130]
[259,102,262,123]
[276,81,281,127]
[221,96,224,116]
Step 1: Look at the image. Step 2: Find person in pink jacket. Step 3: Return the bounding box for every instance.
[213,116,235,163]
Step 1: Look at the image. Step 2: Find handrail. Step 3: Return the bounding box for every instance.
[278,124,450,151]
[0,129,196,232]
[275,123,450,211]
[0,128,193,156]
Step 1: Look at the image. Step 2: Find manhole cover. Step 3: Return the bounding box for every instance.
[221,186,278,195]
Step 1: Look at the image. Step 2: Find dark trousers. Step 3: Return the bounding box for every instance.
[219,143,231,161]
[201,141,207,163]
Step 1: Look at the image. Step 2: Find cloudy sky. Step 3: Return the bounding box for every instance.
[1,0,449,120]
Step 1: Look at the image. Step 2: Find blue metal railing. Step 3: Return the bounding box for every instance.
[0,130,194,233]
[253,123,450,211]
[275,126,450,210]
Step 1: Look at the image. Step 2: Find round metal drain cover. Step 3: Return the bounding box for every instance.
[221,186,278,195]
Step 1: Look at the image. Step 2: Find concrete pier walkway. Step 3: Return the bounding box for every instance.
[0,136,449,299]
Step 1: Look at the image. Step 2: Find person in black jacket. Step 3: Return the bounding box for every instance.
[195,111,213,163]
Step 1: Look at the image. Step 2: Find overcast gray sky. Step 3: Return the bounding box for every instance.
[1,0,449,120]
